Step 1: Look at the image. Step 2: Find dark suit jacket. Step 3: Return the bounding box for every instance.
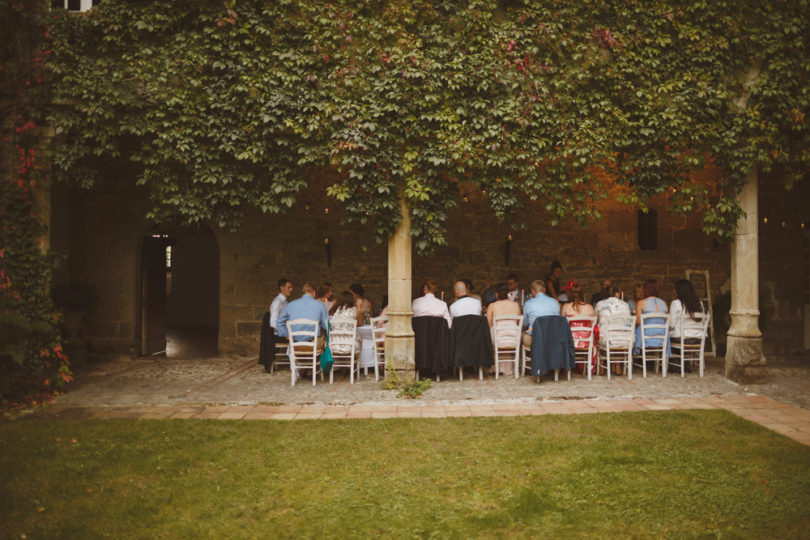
[529,315,575,376]
[258,311,273,371]
[450,315,493,368]
[412,316,452,374]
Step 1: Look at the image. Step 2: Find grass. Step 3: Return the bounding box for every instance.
[2,410,810,538]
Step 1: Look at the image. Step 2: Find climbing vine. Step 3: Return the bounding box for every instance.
[0,1,71,403]
[40,0,810,252]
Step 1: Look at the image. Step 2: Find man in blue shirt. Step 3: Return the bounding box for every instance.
[522,280,561,347]
[277,283,330,350]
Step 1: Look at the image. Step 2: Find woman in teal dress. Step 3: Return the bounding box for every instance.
[633,279,671,356]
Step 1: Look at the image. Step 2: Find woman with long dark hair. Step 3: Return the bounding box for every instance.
[669,279,705,340]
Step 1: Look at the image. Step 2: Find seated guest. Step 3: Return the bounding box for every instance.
[316,281,334,312]
[481,279,498,308]
[506,273,526,305]
[545,261,563,301]
[277,283,330,351]
[412,277,451,327]
[450,280,483,319]
[633,279,670,356]
[349,283,374,325]
[594,285,632,348]
[487,282,522,377]
[669,279,706,341]
[486,282,522,327]
[562,281,596,373]
[521,280,561,347]
[329,291,359,355]
[627,284,644,315]
[269,277,293,342]
[561,281,595,317]
[590,278,612,306]
[462,278,481,303]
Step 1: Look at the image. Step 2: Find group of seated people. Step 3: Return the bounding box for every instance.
[264,269,708,377]
[410,272,707,376]
[268,278,376,356]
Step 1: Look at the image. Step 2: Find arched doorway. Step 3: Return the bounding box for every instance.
[140,226,219,357]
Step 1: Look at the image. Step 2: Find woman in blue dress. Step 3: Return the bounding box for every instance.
[633,279,671,357]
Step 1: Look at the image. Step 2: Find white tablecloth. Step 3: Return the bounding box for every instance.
[356,324,376,368]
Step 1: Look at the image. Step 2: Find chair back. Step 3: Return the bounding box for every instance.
[678,311,709,353]
[568,315,596,350]
[601,315,634,349]
[493,315,522,350]
[286,318,319,356]
[369,315,387,363]
[639,312,669,360]
[328,317,357,358]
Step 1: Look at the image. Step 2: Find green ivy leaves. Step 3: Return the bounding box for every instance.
[43,0,810,251]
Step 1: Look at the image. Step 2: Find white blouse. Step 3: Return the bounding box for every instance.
[669,299,706,339]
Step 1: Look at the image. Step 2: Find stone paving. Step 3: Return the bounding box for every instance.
[22,353,810,447]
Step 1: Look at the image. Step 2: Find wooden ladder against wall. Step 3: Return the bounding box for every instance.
[685,269,717,357]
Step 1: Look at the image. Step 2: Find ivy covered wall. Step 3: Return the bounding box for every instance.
[46,0,810,252]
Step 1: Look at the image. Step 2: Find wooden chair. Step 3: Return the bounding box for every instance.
[569,315,597,381]
[668,311,710,377]
[328,318,358,384]
[286,318,322,387]
[492,315,522,379]
[596,315,635,380]
[632,312,670,378]
[369,315,387,381]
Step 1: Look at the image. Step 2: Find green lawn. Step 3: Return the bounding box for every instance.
[2,410,809,538]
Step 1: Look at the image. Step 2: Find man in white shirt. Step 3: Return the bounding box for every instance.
[412,277,452,327]
[449,280,482,319]
[269,277,293,336]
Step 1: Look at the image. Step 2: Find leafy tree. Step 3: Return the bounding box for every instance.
[44,0,809,252]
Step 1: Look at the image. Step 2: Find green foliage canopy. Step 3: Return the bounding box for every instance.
[46,0,810,252]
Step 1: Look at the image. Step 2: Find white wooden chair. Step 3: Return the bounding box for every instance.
[493,315,522,379]
[632,312,670,378]
[569,315,597,381]
[286,318,322,387]
[270,340,289,374]
[596,315,635,380]
[369,315,387,381]
[668,311,710,377]
[328,318,358,384]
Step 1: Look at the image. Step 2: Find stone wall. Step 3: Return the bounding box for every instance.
[53,174,740,357]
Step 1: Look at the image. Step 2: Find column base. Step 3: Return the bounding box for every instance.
[384,332,415,382]
[724,335,767,384]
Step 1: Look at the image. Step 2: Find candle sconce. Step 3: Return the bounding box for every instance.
[324,237,332,267]
[505,233,512,267]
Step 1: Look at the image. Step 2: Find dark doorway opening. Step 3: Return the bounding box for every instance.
[140,227,219,357]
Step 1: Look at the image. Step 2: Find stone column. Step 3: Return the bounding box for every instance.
[384,196,415,380]
[725,168,766,383]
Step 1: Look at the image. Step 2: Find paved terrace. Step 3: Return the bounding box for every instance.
[26,354,810,447]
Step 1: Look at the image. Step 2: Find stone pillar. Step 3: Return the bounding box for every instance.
[384,196,415,380]
[725,168,766,383]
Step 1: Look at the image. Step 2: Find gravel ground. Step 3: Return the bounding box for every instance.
[52,353,810,410]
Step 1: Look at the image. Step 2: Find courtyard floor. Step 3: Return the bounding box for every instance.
[23,352,810,446]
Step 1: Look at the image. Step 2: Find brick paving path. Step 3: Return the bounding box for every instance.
[28,394,810,447]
